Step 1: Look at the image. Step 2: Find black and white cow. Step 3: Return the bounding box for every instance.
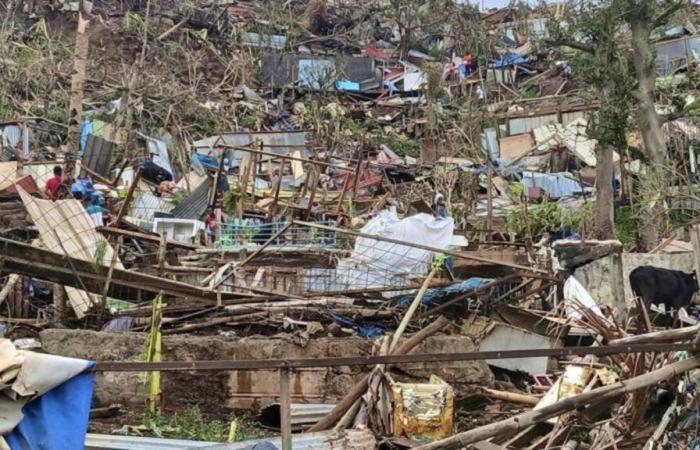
[629,266,699,311]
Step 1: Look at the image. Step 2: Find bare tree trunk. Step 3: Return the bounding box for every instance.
[66,6,90,158]
[595,144,615,239]
[301,0,326,34]
[630,18,666,165]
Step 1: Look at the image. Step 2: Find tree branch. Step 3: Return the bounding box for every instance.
[653,0,688,29]
[545,38,595,54]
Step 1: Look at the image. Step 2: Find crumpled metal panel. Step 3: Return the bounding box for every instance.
[194,429,377,450]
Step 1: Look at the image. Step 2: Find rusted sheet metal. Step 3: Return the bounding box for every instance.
[392,375,454,440]
[80,134,115,179]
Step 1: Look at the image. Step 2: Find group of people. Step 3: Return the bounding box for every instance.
[44,165,105,226]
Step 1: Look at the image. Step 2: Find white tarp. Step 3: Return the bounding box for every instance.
[564,275,604,320]
[335,210,454,290]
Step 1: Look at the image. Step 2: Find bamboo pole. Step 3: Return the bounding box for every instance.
[414,356,700,450]
[307,316,450,431]
[482,388,540,406]
[609,323,700,345]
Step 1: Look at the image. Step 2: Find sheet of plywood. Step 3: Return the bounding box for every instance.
[499,133,534,162]
[18,188,123,318]
[0,161,18,190]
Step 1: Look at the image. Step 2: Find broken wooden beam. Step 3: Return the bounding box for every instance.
[413,356,700,450]
[0,237,254,304]
[99,226,201,250]
[307,316,450,431]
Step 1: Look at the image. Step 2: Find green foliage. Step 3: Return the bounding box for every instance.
[614,205,636,246]
[506,200,561,238]
[92,241,108,269]
[123,12,145,36]
[506,200,595,239]
[222,184,242,215]
[375,133,420,158]
[143,407,270,442]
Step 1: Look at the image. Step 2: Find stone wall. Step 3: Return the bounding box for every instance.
[574,252,695,309]
[40,330,493,411]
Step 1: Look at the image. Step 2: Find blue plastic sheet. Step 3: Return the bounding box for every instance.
[492,54,527,68]
[329,312,385,338]
[521,171,585,199]
[6,361,95,450]
[396,277,494,308]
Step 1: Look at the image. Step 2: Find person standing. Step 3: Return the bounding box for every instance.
[45,165,63,200]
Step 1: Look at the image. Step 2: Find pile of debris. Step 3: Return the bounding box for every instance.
[4,0,700,449]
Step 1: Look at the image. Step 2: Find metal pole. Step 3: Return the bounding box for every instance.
[280,367,292,450]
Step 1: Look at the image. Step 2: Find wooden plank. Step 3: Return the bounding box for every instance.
[99,226,201,250]
[280,368,292,450]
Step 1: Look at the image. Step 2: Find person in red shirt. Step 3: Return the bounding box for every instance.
[45,166,63,200]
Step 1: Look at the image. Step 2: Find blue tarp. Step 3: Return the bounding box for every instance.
[191,153,220,172]
[5,361,95,450]
[395,277,494,308]
[492,54,527,68]
[329,312,385,338]
[521,171,585,199]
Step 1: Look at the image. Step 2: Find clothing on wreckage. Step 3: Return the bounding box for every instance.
[629,266,699,311]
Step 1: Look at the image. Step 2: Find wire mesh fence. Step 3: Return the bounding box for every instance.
[216,220,340,250]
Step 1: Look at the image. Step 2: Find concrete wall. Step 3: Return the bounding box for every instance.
[574,252,695,309]
[40,330,493,411]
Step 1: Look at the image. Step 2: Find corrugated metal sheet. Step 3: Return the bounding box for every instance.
[259,53,375,90]
[85,430,376,450]
[170,177,212,220]
[508,113,558,135]
[85,434,215,450]
[196,429,377,450]
[80,134,115,178]
[129,190,175,221]
[192,131,309,170]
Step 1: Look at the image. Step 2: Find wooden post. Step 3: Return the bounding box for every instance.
[304,168,319,221]
[53,283,66,325]
[269,158,285,220]
[113,168,142,226]
[691,225,700,284]
[610,245,627,322]
[99,236,122,326]
[158,232,167,277]
[335,175,351,214]
[67,2,91,157]
[486,157,493,239]
[280,367,292,450]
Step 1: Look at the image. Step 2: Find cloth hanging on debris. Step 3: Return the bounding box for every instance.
[395,277,494,308]
[563,276,604,320]
[521,171,585,198]
[0,339,94,450]
[334,211,454,290]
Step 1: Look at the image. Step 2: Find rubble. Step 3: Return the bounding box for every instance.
[3,0,700,448]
